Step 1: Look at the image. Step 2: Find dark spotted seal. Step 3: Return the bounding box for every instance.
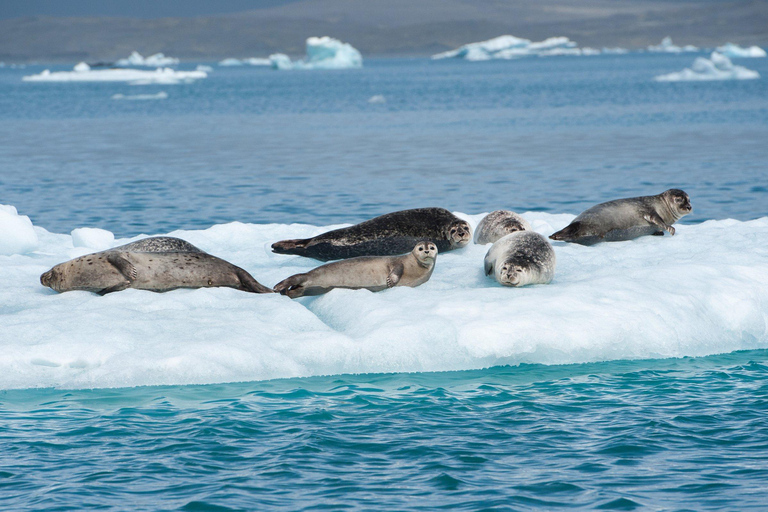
[550,189,692,245]
[274,242,437,298]
[40,236,273,295]
[271,207,470,261]
[474,210,531,245]
[484,231,556,287]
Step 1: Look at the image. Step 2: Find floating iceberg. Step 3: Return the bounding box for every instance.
[601,47,630,55]
[655,52,760,81]
[196,65,214,72]
[0,204,39,256]
[2,209,768,390]
[715,43,767,58]
[115,51,180,67]
[432,35,602,61]
[23,63,207,84]
[647,37,699,53]
[218,57,271,67]
[112,92,168,100]
[270,37,363,70]
[368,95,386,104]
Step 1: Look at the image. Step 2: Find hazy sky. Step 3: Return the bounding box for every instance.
[0,0,303,19]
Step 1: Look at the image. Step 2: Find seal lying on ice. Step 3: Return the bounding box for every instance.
[271,207,470,260]
[473,210,531,245]
[484,231,555,287]
[549,189,692,245]
[274,242,437,298]
[40,236,273,295]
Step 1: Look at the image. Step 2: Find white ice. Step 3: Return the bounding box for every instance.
[270,36,363,70]
[432,35,605,61]
[368,95,386,104]
[218,57,271,66]
[23,63,207,84]
[647,37,699,53]
[112,92,168,101]
[196,65,214,72]
[2,209,767,390]
[715,43,767,58]
[0,204,38,256]
[655,52,760,81]
[115,51,180,67]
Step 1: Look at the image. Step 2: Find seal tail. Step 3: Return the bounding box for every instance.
[273,274,308,299]
[236,268,275,294]
[549,222,581,241]
[271,238,311,256]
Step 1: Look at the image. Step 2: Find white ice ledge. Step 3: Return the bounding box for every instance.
[23,63,207,84]
[655,52,760,81]
[715,43,767,58]
[1,210,767,390]
[115,51,180,67]
[270,36,363,70]
[432,35,607,61]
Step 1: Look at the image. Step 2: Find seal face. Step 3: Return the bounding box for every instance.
[271,207,470,261]
[549,189,692,245]
[273,242,437,298]
[474,210,532,245]
[484,231,556,287]
[40,236,273,295]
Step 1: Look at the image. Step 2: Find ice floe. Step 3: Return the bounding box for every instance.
[655,52,760,81]
[715,43,767,58]
[115,51,180,67]
[0,204,39,256]
[270,36,363,70]
[218,57,271,67]
[196,65,214,72]
[23,63,207,84]
[112,92,168,100]
[2,209,767,390]
[368,95,386,104]
[647,37,699,53]
[433,35,608,60]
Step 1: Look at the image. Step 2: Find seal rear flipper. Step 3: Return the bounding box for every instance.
[274,274,308,298]
[97,282,131,295]
[107,253,138,281]
[235,268,274,294]
[549,222,582,241]
[271,238,311,256]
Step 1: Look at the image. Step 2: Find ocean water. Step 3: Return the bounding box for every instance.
[2,54,768,509]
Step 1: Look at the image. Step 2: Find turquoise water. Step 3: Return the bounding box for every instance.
[2,351,768,510]
[2,54,768,509]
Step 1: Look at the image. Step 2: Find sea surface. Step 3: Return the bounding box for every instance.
[2,54,768,510]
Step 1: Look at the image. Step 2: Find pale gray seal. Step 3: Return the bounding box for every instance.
[549,189,693,245]
[271,207,470,261]
[40,236,273,295]
[484,231,556,287]
[274,242,437,298]
[474,210,532,245]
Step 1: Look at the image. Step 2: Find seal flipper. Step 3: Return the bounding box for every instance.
[97,283,131,296]
[271,238,311,256]
[549,222,582,241]
[643,214,675,235]
[235,268,274,294]
[386,263,404,288]
[274,273,308,298]
[107,253,138,281]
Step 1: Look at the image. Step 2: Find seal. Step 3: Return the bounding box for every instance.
[271,207,470,261]
[474,210,532,245]
[484,231,556,287]
[549,189,692,245]
[40,236,273,295]
[274,242,437,298]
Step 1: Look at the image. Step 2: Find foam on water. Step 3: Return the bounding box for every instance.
[2,207,767,390]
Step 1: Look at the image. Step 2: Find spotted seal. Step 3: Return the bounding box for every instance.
[40,236,273,295]
[474,210,532,245]
[484,231,556,287]
[271,207,470,261]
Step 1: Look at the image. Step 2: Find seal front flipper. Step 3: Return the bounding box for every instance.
[235,268,274,293]
[271,238,311,256]
[386,263,404,288]
[107,253,138,281]
[643,214,675,235]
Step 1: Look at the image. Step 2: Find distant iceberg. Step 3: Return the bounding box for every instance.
[647,37,699,53]
[23,63,207,84]
[432,35,602,60]
[655,52,760,81]
[602,47,630,55]
[115,51,179,67]
[715,43,767,58]
[218,57,271,67]
[112,92,168,100]
[270,37,363,70]
[196,65,214,72]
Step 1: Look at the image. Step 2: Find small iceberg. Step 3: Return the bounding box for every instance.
[112,92,168,100]
[23,63,207,84]
[368,95,386,104]
[115,51,180,67]
[715,43,767,58]
[0,204,38,256]
[270,37,363,70]
[602,47,630,55]
[218,57,271,67]
[655,52,760,81]
[196,65,214,72]
[432,35,599,61]
[647,37,699,53]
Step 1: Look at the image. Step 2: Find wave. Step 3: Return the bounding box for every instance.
[1,207,767,390]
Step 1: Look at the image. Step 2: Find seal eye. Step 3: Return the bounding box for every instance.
[419,247,423,251]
